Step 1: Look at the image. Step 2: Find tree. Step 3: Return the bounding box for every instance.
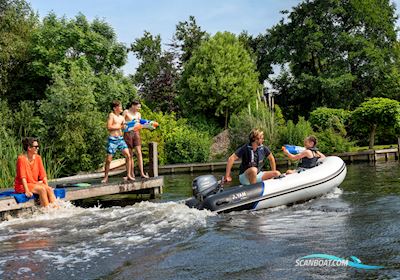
[351,98,400,148]
[39,60,107,174]
[131,31,179,113]
[254,0,400,120]
[11,12,128,103]
[94,72,137,113]
[180,32,260,128]
[170,15,209,68]
[0,0,38,100]
[309,107,351,136]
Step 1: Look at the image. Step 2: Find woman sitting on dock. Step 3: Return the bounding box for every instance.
[14,137,57,207]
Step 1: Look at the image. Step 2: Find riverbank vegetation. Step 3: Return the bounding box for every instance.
[1,0,400,188]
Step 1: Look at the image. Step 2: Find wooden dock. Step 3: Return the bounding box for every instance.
[156,148,399,174]
[0,142,163,218]
[0,177,163,212]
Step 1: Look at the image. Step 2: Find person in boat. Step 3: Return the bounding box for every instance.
[102,100,134,183]
[282,135,325,174]
[225,129,281,185]
[14,137,57,207]
[123,100,149,179]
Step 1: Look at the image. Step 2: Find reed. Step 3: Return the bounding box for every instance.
[0,129,21,189]
[0,130,64,189]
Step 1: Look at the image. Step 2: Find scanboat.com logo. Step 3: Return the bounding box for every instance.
[296,254,384,270]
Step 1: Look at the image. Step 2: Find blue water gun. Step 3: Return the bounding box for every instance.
[123,119,159,132]
[282,145,305,154]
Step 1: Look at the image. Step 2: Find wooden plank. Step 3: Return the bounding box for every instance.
[0,177,163,214]
[65,177,164,201]
[51,168,125,184]
[0,197,36,211]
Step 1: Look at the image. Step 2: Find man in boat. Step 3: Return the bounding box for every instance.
[102,100,134,183]
[225,129,281,185]
[282,135,325,174]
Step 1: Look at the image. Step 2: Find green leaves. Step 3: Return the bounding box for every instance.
[131,32,179,113]
[180,32,259,128]
[351,98,400,148]
[253,0,400,119]
[39,61,107,174]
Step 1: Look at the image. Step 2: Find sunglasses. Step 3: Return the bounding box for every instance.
[31,145,39,149]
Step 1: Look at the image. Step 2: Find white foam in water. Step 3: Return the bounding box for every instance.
[17,267,32,275]
[0,200,215,272]
[322,187,343,199]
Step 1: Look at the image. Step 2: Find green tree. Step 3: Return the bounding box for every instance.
[131,31,179,113]
[15,12,128,103]
[170,15,209,67]
[94,73,137,113]
[0,0,38,100]
[254,0,400,120]
[39,60,107,175]
[180,32,260,128]
[351,98,400,148]
[309,107,351,136]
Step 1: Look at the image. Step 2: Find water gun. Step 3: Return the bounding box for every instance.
[282,145,305,154]
[123,119,159,132]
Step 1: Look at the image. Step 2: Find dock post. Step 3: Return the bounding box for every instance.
[148,142,159,177]
[397,137,400,160]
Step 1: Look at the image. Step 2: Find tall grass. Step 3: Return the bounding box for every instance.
[0,129,64,189]
[41,145,64,180]
[279,117,314,147]
[229,92,281,152]
[0,129,21,189]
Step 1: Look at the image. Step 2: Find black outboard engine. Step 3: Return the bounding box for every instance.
[192,175,220,201]
[186,175,223,209]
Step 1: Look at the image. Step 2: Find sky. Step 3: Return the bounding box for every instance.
[28,0,400,76]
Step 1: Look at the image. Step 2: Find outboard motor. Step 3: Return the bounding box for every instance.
[192,175,220,201]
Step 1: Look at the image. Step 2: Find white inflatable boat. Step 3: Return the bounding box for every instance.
[185,156,347,213]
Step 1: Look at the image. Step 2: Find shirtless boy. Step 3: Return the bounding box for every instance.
[102,100,134,183]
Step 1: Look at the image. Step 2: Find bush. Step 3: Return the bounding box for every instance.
[229,98,281,152]
[279,117,314,147]
[309,107,350,136]
[139,105,211,164]
[165,128,211,163]
[39,61,107,175]
[316,129,354,154]
[13,100,46,138]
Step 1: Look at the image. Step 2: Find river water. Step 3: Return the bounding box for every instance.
[0,161,399,279]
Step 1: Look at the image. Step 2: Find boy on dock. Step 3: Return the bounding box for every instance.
[102,100,134,183]
[123,100,149,179]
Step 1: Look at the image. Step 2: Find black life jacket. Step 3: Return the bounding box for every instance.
[299,147,320,169]
[240,144,268,174]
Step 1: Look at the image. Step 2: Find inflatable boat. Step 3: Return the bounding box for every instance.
[185,156,346,213]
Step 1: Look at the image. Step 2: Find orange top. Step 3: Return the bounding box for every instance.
[14,154,47,193]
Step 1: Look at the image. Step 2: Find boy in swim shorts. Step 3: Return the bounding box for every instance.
[102,100,134,183]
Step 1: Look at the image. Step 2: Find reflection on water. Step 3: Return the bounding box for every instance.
[0,162,399,279]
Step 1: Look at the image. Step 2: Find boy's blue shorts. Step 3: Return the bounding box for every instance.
[107,136,128,155]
